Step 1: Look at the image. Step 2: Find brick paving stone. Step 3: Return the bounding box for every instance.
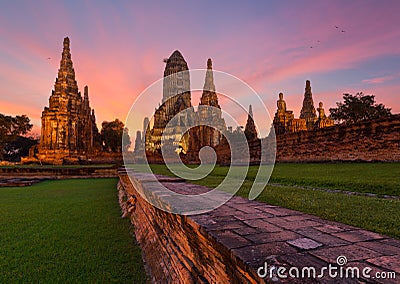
[318,220,359,231]
[208,205,237,217]
[244,230,301,244]
[333,230,385,242]
[208,230,252,250]
[254,207,298,217]
[310,244,382,263]
[231,242,297,268]
[243,219,282,232]
[282,214,311,222]
[233,226,260,236]
[212,215,239,223]
[253,204,279,209]
[347,261,399,284]
[227,203,263,214]
[358,241,400,256]
[278,252,328,269]
[296,227,351,247]
[380,238,400,248]
[206,220,247,231]
[313,224,348,234]
[189,215,216,227]
[366,255,400,274]
[233,211,273,221]
[281,220,324,230]
[318,275,363,284]
[262,217,288,227]
[287,238,323,250]
[226,196,260,205]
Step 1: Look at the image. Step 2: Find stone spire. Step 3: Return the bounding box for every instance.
[200,58,218,107]
[83,85,89,110]
[143,117,149,133]
[134,130,142,153]
[54,37,79,97]
[299,80,317,130]
[244,105,258,141]
[203,58,216,92]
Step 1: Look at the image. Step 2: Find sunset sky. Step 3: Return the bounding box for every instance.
[1,0,399,137]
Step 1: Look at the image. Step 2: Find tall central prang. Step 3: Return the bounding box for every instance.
[148,50,194,155]
[145,51,227,162]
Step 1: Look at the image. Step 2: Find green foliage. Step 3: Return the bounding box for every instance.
[0,113,32,138]
[0,113,33,160]
[0,178,147,283]
[100,119,131,152]
[329,92,392,124]
[3,135,38,162]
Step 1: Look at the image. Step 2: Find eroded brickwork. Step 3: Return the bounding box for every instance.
[25,37,101,164]
[118,170,400,283]
[273,114,400,162]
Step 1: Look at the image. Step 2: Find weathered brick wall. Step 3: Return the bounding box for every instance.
[118,172,262,283]
[118,170,400,283]
[215,139,262,166]
[215,116,400,164]
[273,115,400,162]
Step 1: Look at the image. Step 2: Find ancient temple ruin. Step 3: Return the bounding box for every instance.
[146,50,194,156]
[138,52,335,164]
[273,80,334,134]
[145,51,226,162]
[300,80,318,130]
[27,37,101,164]
[186,58,227,162]
[244,105,258,141]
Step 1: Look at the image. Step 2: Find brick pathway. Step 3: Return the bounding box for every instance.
[122,169,400,283]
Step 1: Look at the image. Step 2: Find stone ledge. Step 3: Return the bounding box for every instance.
[118,171,400,283]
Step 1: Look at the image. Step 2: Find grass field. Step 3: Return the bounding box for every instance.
[0,178,146,283]
[146,162,400,196]
[145,163,400,239]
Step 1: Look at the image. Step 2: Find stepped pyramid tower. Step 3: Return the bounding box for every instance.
[186,59,227,162]
[196,58,226,146]
[37,37,100,164]
[148,50,195,155]
[244,105,258,141]
[300,80,318,130]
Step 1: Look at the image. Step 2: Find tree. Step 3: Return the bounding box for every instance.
[0,113,33,160]
[329,93,392,124]
[3,136,38,162]
[100,119,131,152]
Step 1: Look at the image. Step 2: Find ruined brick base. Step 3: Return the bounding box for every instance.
[118,170,400,283]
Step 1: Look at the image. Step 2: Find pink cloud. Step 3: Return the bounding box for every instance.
[362,75,395,84]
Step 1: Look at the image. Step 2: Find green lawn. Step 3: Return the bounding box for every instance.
[145,163,400,239]
[270,163,400,196]
[145,162,400,196]
[0,178,146,283]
